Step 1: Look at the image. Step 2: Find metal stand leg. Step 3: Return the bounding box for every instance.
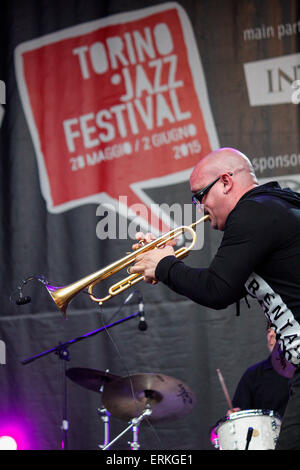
[101,406,152,450]
[129,424,140,450]
[56,345,70,450]
[97,369,111,449]
[98,406,111,449]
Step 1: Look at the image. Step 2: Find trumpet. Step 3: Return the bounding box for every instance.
[46,215,210,317]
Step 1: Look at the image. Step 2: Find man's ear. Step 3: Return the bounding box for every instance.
[221,173,233,194]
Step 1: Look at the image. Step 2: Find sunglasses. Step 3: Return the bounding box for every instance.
[192,173,233,207]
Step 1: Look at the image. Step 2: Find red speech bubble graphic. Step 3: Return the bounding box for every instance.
[15,3,219,233]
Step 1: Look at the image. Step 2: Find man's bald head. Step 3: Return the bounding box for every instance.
[190,148,258,231]
[190,147,257,189]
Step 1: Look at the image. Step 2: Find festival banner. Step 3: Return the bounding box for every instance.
[15,2,219,233]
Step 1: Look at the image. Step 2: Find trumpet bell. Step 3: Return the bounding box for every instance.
[46,283,75,318]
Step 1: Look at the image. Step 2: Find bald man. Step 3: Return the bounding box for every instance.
[130,147,300,450]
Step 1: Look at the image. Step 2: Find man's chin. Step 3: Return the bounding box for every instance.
[210,218,218,230]
[210,218,223,231]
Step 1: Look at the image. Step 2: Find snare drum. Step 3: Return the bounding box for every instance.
[211,409,281,450]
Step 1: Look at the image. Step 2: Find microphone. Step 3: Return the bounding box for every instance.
[245,427,253,450]
[16,295,31,305]
[12,276,36,306]
[138,295,147,331]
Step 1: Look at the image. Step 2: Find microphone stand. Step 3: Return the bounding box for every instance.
[21,310,141,449]
[56,345,70,450]
[21,311,140,365]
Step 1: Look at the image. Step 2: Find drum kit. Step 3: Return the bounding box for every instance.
[65,367,196,450]
[210,344,296,451]
[210,409,281,450]
[67,348,291,451]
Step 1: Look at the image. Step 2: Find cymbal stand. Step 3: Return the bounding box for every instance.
[129,421,140,450]
[97,406,111,449]
[101,405,152,450]
[97,369,111,450]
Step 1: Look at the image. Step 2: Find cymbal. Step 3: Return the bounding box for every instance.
[66,367,120,393]
[102,372,196,422]
[271,342,296,379]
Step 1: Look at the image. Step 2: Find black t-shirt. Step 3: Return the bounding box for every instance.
[232,356,290,419]
[155,183,300,366]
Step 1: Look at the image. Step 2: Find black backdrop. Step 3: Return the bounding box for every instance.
[0,0,299,451]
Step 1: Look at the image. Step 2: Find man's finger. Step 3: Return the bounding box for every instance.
[129,264,145,274]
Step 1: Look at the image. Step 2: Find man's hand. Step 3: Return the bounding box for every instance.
[132,232,156,251]
[226,407,241,416]
[130,232,176,283]
[130,245,175,283]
